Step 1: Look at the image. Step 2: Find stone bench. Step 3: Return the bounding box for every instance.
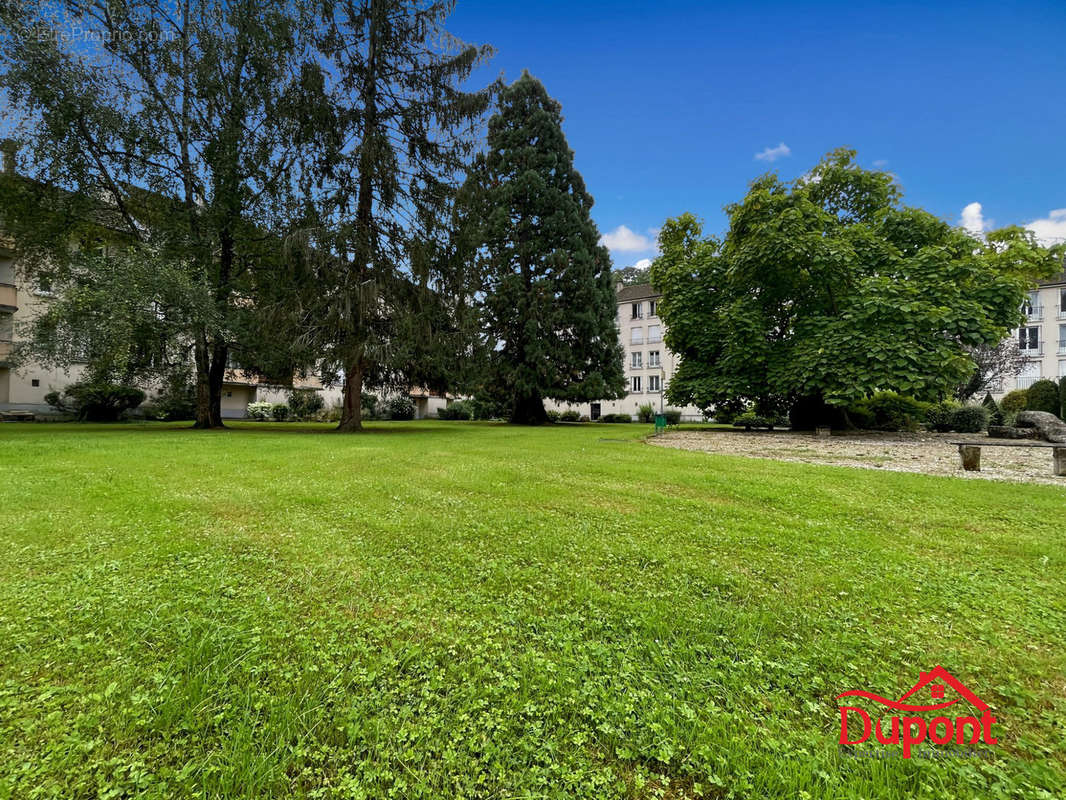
[952,441,1066,476]
[0,410,35,422]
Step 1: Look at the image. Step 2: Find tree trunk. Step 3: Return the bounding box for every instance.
[191,336,227,429]
[511,387,547,425]
[337,361,363,432]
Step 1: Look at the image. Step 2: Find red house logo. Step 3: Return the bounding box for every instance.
[836,666,997,758]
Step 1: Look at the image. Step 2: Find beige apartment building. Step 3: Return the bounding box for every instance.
[1007,271,1066,393]
[545,283,704,421]
[0,235,346,418]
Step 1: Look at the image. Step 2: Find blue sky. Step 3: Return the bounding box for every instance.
[449,0,1066,268]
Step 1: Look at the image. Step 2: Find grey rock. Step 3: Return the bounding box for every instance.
[1016,410,1066,443]
[988,425,1041,440]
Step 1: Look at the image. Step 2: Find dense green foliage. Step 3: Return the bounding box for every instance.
[1,423,1064,798]
[949,405,990,433]
[650,150,1059,427]
[848,391,927,432]
[462,74,625,424]
[663,408,683,426]
[982,392,1004,427]
[43,381,145,422]
[437,401,473,420]
[559,409,581,422]
[1000,389,1029,415]
[286,390,326,422]
[384,396,415,421]
[1027,379,1061,416]
[598,413,632,423]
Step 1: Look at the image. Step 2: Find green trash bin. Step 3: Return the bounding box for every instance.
[654,413,666,434]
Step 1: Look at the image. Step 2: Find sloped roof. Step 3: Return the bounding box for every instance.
[616,282,660,302]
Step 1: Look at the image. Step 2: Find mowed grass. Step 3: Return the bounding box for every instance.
[1,422,1064,799]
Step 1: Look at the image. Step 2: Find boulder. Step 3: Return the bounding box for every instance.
[988,425,1041,440]
[1015,410,1066,443]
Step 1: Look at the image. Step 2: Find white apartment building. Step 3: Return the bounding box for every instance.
[1007,272,1066,392]
[545,283,704,421]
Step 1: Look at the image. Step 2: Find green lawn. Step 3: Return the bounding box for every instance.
[1,421,1064,799]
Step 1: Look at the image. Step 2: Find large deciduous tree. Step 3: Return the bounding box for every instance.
[462,72,625,424]
[0,0,313,427]
[650,149,1060,427]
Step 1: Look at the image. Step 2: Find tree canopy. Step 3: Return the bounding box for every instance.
[461,73,625,424]
[650,149,1061,426]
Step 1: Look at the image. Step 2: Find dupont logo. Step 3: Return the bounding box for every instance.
[836,666,998,758]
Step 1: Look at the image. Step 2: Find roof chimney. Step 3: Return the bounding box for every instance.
[1,140,16,175]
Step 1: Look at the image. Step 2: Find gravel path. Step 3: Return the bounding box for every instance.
[649,429,1066,487]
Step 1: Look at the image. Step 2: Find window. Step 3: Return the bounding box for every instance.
[631,352,642,368]
[630,328,643,345]
[0,256,13,285]
[1017,361,1041,389]
[1022,291,1042,320]
[1060,288,1066,316]
[648,300,657,317]
[630,375,642,393]
[1060,324,1066,354]
[31,378,40,387]
[1019,326,1040,351]
[648,374,661,392]
[647,325,661,343]
[648,350,661,367]
[34,273,53,295]
[630,302,643,320]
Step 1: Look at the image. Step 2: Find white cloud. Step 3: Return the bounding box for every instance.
[632,258,653,270]
[754,142,791,162]
[1025,209,1066,245]
[873,159,889,168]
[600,224,655,253]
[959,202,987,236]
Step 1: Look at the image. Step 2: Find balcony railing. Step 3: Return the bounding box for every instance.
[0,283,16,312]
[1020,343,1043,357]
[1060,340,1066,355]
[1016,375,1043,389]
[1058,307,1066,320]
[1024,305,1044,321]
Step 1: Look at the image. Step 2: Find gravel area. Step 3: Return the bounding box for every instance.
[649,429,1066,487]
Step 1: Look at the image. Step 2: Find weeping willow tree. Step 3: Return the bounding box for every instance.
[275,0,498,431]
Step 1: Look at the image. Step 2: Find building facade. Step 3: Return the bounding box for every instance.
[545,283,704,421]
[0,236,345,418]
[1006,272,1066,393]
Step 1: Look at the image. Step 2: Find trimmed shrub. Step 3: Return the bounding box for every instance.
[578,415,590,423]
[981,392,1004,427]
[360,393,380,419]
[1027,379,1061,415]
[733,411,772,430]
[247,401,272,421]
[925,401,959,432]
[270,403,290,422]
[288,390,325,421]
[600,413,632,423]
[560,409,580,422]
[470,395,507,421]
[950,405,990,433]
[663,408,682,426]
[1000,389,1028,415]
[438,401,473,420]
[851,391,927,431]
[545,409,561,422]
[46,381,146,422]
[637,403,655,423]
[385,395,415,421]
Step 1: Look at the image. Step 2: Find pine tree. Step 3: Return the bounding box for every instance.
[467,73,625,424]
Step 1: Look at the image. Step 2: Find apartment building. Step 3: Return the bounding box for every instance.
[1007,271,1066,392]
[545,283,704,421]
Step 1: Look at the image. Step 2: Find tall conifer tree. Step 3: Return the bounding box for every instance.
[466,73,624,424]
